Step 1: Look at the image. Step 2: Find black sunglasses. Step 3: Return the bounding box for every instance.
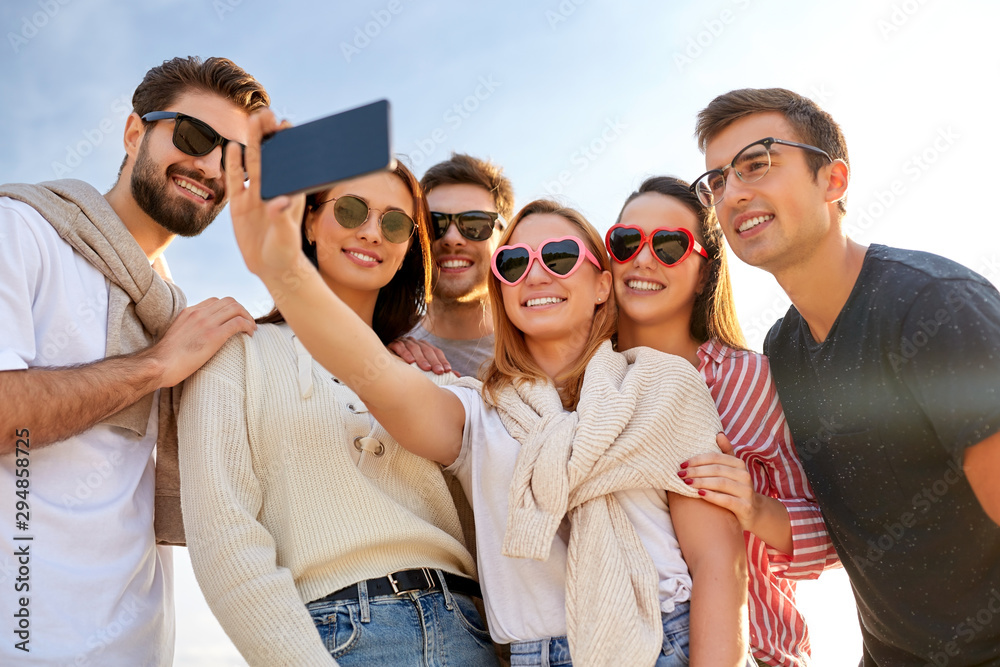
[141,111,246,178]
[312,194,415,244]
[430,210,502,242]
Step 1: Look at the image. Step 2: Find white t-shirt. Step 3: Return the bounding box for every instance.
[444,385,692,645]
[0,197,173,666]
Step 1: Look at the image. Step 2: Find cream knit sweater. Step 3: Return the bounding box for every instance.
[458,340,724,667]
[178,324,476,667]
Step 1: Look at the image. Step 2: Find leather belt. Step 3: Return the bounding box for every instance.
[311,569,482,604]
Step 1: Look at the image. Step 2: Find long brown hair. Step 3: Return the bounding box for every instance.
[481,199,616,410]
[616,176,747,350]
[256,161,433,345]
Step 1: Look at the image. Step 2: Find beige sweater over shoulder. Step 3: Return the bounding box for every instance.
[178,324,476,667]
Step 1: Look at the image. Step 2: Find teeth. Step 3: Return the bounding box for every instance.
[627,280,664,292]
[348,250,379,263]
[440,259,472,268]
[525,296,565,307]
[738,214,772,233]
[175,178,210,199]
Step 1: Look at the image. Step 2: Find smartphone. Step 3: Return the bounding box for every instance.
[260,99,394,200]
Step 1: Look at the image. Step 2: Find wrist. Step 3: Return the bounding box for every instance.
[134,345,170,391]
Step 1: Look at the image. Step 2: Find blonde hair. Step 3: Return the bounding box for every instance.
[481,200,616,410]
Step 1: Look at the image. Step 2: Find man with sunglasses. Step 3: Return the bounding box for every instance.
[392,153,514,377]
[0,56,267,666]
[695,88,1000,666]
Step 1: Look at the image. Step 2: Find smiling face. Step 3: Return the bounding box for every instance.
[305,170,414,296]
[129,90,250,237]
[426,183,501,305]
[611,193,707,332]
[499,212,611,344]
[703,111,838,274]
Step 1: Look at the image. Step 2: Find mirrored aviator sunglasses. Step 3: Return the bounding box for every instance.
[141,111,247,179]
[313,194,416,244]
[492,236,602,286]
[430,210,500,241]
[605,224,708,267]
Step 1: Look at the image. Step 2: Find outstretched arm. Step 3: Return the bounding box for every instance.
[669,492,749,667]
[224,110,464,465]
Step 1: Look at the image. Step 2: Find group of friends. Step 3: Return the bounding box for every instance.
[1,55,998,667]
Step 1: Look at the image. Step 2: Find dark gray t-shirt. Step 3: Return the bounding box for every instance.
[764,244,1000,666]
[409,322,494,379]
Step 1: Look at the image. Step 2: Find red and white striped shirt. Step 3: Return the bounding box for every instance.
[697,340,840,667]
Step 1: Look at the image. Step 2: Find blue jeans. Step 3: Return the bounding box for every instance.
[508,601,755,666]
[307,571,497,666]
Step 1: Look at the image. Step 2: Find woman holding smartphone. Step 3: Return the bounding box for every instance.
[226,110,752,667]
[606,176,839,667]
[178,160,497,666]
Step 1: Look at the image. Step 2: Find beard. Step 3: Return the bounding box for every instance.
[130,139,226,237]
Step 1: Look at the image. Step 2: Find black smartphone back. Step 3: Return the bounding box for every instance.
[260,99,394,200]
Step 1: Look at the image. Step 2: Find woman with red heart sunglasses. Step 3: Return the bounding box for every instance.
[609,176,840,667]
[229,113,749,666]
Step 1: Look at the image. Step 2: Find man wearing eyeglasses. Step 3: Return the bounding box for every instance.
[694,88,1000,666]
[392,153,514,377]
[0,56,267,666]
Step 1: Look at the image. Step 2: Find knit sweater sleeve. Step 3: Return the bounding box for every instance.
[178,335,337,667]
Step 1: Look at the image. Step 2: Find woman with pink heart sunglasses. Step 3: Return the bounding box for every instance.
[608,176,840,667]
[228,111,750,667]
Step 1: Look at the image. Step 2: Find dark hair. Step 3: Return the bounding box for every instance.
[118,56,269,177]
[695,88,849,216]
[132,55,269,118]
[616,176,747,350]
[420,152,515,220]
[256,161,433,345]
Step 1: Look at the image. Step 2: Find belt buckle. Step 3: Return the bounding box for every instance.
[388,568,433,595]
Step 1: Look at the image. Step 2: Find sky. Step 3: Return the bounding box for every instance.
[2,0,999,664]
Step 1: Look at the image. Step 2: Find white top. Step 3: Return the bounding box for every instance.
[0,197,173,666]
[443,385,691,644]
